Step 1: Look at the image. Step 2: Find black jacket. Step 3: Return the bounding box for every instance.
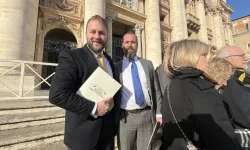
[223,70,250,129]
[49,45,120,150]
[161,68,241,150]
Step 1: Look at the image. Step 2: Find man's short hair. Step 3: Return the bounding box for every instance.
[216,46,232,58]
[122,30,138,43]
[86,15,108,31]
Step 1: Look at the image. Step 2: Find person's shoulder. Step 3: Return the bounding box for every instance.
[59,47,83,56]
[139,58,154,68]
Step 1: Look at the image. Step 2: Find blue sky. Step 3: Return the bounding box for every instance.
[227,0,250,20]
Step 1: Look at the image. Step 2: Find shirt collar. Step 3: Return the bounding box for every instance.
[123,56,139,62]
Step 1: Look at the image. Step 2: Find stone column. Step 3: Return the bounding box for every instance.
[145,0,162,67]
[208,10,215,45]
[227,22,234,44]
[138,0,144,14]
[83,0,106,44]
[212,7,225,48]
[106,14,115,57]
[170,0,188,42]
[223,22,229,44]
[133,0,139,11]
[195,0,208,43]
[134,24,144,57]
[0,0,39,61]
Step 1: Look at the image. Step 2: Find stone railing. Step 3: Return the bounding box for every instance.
[186,13,201,31]
[112,0,135,9]
[0,59,57,100]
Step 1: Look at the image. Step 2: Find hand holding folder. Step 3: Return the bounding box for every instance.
[76,67,121,111]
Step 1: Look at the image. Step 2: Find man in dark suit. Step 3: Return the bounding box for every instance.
[115,31,162,150]
[49,15,119,150]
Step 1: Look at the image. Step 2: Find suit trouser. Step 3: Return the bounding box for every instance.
[118,109,153,150]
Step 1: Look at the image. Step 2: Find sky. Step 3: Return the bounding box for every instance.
[227,0,250,20]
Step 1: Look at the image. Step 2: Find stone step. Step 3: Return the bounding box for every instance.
[0,122,64,149]
[0,109,65,125]
[0,135,64,150]
[0,99,54,111]
[24,141,65,150]
[0,117,65,130]
[0,107,61,116]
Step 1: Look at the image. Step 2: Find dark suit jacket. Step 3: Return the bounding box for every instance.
[223,70,250,129]
[49,44,120,150]
[115,57,162,124]
[155,63,171,96]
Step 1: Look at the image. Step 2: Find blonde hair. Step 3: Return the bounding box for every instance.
[86,15,108,32]
[163,39,211,77]
[206,57,235,83]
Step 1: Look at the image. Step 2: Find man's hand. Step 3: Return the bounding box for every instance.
[95,97,112,116]
[156,117,162,125]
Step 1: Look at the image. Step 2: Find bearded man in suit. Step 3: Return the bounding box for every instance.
[49,15,119,150]
[115,31,162,150]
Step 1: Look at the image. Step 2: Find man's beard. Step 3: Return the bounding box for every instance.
[87,40,106,53]
[123,47,137,59]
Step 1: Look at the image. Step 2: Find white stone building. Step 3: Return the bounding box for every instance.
[0,0,234,90]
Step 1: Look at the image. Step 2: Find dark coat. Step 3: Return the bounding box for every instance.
[49,44,120,150]
[161,68,241,150]
[222,70,250,129]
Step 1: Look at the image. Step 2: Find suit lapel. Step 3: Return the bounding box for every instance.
[140,58,151,86]
[81,45,99,76]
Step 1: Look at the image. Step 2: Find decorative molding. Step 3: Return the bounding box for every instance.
[39,0,83,19]
[160,0,169,6]
[161,31,170,50]
[106,13,116,22]
[134,24,144,31]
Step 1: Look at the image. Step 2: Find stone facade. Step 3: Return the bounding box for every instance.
[232,15,250,57]
[0,0,234,69]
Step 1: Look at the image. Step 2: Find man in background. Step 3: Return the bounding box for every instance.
[115,31,162,150]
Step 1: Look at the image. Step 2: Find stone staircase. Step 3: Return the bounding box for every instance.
[0,99,66,150]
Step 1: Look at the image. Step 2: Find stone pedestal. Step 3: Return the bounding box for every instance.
[195,0,208,43]
[83,0,106,44]
[145,0,162,68]
[0,0,39,61]
[170,0,188,42]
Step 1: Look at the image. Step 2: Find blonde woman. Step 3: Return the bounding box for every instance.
[161,39,241,150]
[206,57,235,91]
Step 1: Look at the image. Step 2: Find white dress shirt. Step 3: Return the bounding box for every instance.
[120,56,151,110]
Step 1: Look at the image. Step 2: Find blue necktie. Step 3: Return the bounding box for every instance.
[131,59,144,106]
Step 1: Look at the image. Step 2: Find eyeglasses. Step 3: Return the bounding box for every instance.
[226,53,246,58]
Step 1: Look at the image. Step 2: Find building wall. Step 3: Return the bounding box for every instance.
[0,0,234,67]
[232,15,250,55]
